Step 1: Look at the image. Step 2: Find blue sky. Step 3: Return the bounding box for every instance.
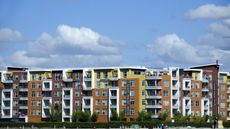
[0,0,230,71]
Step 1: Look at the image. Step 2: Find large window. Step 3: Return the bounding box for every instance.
[104,72,108,78]
[96,90,100,96]
[163,90,168,96]
[102,90,107,96]
[97,72,100,79]
[163,81,169,87]
[220,85,225,90]
[130,90,135,96]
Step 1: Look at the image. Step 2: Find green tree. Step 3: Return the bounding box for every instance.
[49,103,62,122]
[72,109,81,122]
[110,109,119,121]
[119,111,125,121]
[138,111,152,121]
[159,111,169,121]
[91,112,98,122]
[79,110,91,122]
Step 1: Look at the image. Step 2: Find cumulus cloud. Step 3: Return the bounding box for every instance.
[1,25,122,68]
[147,34,230,69]
[186,4,230,20]
[0,28,22,43]
[28,25,120,57]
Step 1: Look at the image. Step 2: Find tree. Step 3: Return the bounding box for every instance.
[159,111,169,121]
[79,110,91,122]
[49,103,62,122]
[119,111,125,121]
[91,112,98,122]
[138,111,152,121]
[110,109,119,121]
[72,109,81,122]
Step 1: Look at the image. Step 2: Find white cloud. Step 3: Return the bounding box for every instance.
[147,34,230,68]
[28,25,120,57]
[2,25,123,68]
[186,4,230,20]
[0,28,22,43]
[198,21,230,50]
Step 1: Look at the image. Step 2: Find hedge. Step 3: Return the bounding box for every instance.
[0,121,213,128]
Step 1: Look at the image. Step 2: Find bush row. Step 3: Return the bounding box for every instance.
[0,121,214,128]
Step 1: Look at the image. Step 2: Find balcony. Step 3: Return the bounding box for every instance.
[185,104,190,109]
[172,104,179,109]
[172,95,179,99]
[202,87,209,92]
[151,114,158,118]
[19,105,28,109]
[146,95,162,99]
[19,96,28,100]
[84,76,92,81]
[146,85,162,90]
[2,73,13,83]
[146,104,162,109]
[42,81,52,91]
[146,75,162,80]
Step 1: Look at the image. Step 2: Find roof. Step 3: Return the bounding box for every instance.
[190,63,222,69]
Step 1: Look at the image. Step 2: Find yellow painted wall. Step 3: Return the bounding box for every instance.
[30,71,52,80]
[192,71,201,80]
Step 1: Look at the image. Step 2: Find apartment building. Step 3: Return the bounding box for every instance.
[0,63,229,123]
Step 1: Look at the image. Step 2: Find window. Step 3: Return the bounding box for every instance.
[196,101,199,106]
[196,110,200,115]
[31,110,36,115]
[191,83,194,89]
[122,100,126,106]
[195,92,200,97]
[32,74,36,80]
[219,76,224,83]
[164,81,169,86]
[122,81,127,87]
[37,92,41,97]
[32,91,36,97]
[220,85,225,90]
[75,82,80,89]
[122,90,127,96]
[191,93,195,98]
[75,91,80,97]
[102,100,107,106]
[96,90,100,96]
[38,74,42,80]
[130,99,135,105]
[96,99,100,105]
[142,99,146,105]
[104,72,108,78]
[142,90,145,96]
[37,83,41,88]
[96,109,100,114]
[142,80,146,86]
[102,109,107,115]
[54,91,60,97]
[130,90,135,96]
[75,100,80,106]
[220,111,225,117]
[14,75,19,80]
[96,81,100,88]
[163,90,168,96]
[102,90,107,96]
[196,83,199,89]
[102,82,108,88]
[191,101,194,106]
[130,80,135,86]
[220,94,225,99]
[55,82,60,88]
[130,109,135,115]
[31,101,36,106]
[37,110,41,115]
[163,100,169,106]
[32,83,36,89]
[220,103,225,108]
[97,72,100,79]
[123,71,127,78]
[37,101,41,106]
